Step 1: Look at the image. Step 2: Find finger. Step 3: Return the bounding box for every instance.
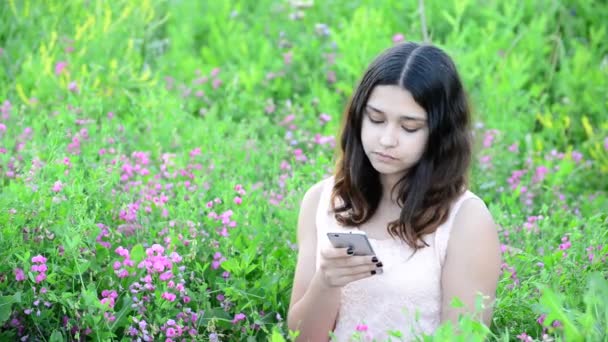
[320,246,352,259]
[332,255,381,268]
[337,269,377,284]
[332,262,380,277]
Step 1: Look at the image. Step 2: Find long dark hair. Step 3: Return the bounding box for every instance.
[330,42,472,250]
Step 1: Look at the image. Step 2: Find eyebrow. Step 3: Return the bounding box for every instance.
[365,105,426,122]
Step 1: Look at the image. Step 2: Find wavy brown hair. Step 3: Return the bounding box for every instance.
[330,42,473,250]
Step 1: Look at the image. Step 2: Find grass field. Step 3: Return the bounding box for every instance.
[1,0,607,341]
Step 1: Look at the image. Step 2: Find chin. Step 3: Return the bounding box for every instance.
[370,162,406,175]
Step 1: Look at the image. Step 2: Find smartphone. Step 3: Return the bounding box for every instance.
[326,232,376,256]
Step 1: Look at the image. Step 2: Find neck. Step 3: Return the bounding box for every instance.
[379,173,405,206]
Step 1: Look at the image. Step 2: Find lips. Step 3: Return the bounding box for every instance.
[373,152,397,160]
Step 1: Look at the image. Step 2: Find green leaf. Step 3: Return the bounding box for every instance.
[0,292,21,324]
[130,244,145,264]
[270,329,286,342]
[49,330,63,342]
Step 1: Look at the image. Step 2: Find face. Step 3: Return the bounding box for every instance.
[360,85,429,178]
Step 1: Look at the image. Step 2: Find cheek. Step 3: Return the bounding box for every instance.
[399,132,428,156]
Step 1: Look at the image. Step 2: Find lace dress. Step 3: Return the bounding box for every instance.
[314,176,483,341]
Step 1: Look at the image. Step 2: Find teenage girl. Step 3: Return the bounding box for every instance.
[287,42,502,341]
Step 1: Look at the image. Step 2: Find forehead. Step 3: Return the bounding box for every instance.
[366,85,427,121]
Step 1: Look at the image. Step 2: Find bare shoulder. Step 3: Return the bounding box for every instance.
[300,178,327,211]
[296,177,330,237]
[452,193,497,237]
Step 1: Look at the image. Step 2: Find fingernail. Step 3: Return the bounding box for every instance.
[347,247,354,255]
[371,270,376,275]
[371,256,378,263]
[376,262,383,268]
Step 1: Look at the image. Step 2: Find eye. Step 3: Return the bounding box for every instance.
[369,117,384,124]
[402,127,420,133]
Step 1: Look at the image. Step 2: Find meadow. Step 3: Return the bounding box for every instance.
[0,0,607,341]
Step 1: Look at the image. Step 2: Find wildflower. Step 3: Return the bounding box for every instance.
[327,70,336,83]
[32,254,46,264]
[55,61,68,76]
[392,33,405,43]
[15,268,25,281]
[162,292,176,302]
[283,51,293,65]
[356,324,368,332]
[232,313,246,324]
[234,196,242,205]
[68,81,79,93]
[517,332,533,342]
[319,113,331,124]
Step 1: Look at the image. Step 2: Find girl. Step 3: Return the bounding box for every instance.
[287,42,502,341]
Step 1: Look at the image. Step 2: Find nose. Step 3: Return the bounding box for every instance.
[379,127,398,147]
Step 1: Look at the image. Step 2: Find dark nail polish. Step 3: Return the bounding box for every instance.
[371,256,378,263]
[371,270,376,275]
[376,262,383,268]
[347,247,354,255]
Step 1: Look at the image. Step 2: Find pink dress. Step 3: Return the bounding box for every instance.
[315,176,484,341]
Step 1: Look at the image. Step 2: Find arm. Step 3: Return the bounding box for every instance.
[287,181,341,342]
[440,198,502,327]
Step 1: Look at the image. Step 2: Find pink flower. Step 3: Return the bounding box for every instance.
[160,271,173,281]
[508,143,519,153]
[392,33,405,43]
[32,255,47,264]
[559,241,571,250]
[319,113,331,124]
[32,264,48,273]
[234,196,242,205]
[115,246,129,257]
[55,61,68,76]
[210,67,220,77]
[14,268,25,281]
[517,332,533,342]
[355,324,368,332]
[162,292,176,302]
[283,51,293,65]
[293,149,307,162]
[35,273,47,283]
[68,81,79,93]
[231,313,246,324]
[52,181,63,192]
[166,328,176,337]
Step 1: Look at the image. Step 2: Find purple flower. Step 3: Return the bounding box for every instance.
[68,81,79,93]
[162,292,176,302]
[14,268,25,281]
[231,312,246,324]
[32,255,47,264]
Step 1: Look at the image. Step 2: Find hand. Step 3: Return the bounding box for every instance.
[317,246,383,288]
